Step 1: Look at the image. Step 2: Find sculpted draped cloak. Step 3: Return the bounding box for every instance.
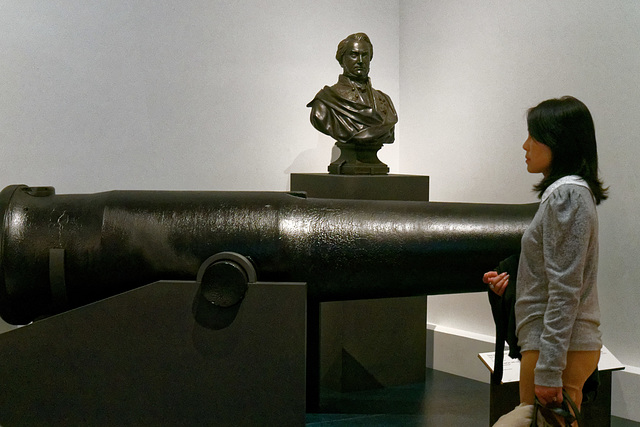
[307,75,397,145]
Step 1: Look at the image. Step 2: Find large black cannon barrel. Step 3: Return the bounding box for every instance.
[0,184,537,325]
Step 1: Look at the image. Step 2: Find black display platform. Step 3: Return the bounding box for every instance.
[0,280,307,426]
[290,173,429,201]
[290,173,430,411]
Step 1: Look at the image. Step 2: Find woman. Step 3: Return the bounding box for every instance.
[484,96,608,417]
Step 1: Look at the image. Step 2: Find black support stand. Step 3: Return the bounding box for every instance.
[290,173,430,412]
[290,173,429,201]
[0,280,307,426]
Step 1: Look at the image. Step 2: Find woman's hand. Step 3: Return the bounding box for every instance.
[483,271,509,296]
[535,385,563,407]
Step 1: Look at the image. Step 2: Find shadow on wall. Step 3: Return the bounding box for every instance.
[285,136,338,176]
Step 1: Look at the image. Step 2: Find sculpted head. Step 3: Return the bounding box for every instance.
[335,33,373,81]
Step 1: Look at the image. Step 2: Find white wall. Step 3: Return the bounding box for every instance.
[399,0,640,374]
[0,0,399,195]
[0,0,399,329]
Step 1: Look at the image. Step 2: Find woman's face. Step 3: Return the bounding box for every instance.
[523,134,552,176]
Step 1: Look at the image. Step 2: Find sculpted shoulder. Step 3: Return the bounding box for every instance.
[328,79,360,103]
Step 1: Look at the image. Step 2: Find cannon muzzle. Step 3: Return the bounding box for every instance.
[0,184,537,325]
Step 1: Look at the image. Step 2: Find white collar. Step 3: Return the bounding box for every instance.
[541,175,591,203]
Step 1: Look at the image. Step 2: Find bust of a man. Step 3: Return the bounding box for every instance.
[307,33,397,174]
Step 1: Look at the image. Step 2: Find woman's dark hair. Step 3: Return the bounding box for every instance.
[527,96,608,204]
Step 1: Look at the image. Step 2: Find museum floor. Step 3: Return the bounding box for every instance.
[306,368,639,426]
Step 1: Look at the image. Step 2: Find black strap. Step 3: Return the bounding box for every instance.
[488,253,521,384]
[532,390,583,427]
[49,248,68,310]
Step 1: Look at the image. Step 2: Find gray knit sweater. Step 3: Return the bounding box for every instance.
[515,175,602,388]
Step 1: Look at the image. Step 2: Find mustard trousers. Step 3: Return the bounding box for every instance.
[520,350,600,409]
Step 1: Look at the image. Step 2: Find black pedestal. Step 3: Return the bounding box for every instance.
[290,173,429,201]
[290,173,430,411]
[0,280,307,426]
[327,142,389,175]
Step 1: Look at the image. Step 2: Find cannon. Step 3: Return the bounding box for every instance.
[0,184,538,425]
[0,184,537,325]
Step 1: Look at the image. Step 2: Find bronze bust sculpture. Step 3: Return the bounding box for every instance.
[307,33,397,175]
